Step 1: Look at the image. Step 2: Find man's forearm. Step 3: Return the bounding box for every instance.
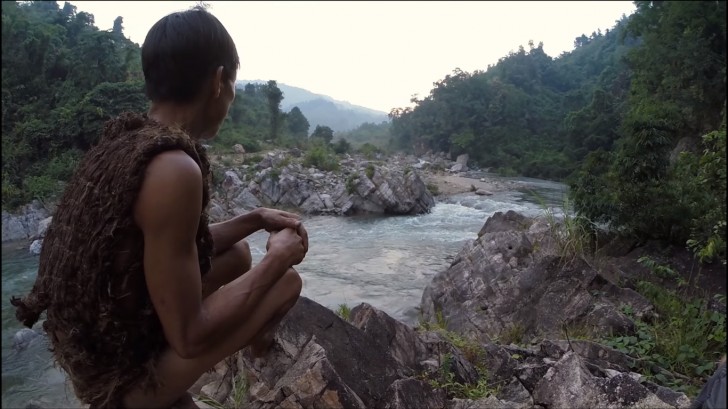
[209,209,262,254]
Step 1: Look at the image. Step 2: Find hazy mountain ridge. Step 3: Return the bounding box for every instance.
[237,80,389,132]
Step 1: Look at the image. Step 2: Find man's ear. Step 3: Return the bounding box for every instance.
[213,66,224,98]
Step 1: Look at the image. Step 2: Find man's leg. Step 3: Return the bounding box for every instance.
[201,240,252,298]
[123,242,302,409]
[201,239,285,355]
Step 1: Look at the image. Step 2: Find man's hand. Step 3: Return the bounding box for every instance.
[258,208,309,252]
[266,228,306,266]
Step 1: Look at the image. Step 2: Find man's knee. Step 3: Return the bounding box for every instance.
[281,268,302,300]
[231,240,252,271]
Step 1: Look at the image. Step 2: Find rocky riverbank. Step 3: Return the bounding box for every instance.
[2,149,518,244]
[15,210,723,409]
[183,211,699,409]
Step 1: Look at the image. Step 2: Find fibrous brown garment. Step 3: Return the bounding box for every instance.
[11,112,215,408]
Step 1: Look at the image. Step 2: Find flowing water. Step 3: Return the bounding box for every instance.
[1,174,566,408]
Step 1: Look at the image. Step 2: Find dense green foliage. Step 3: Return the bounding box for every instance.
[389,28,634,179]
[0,1,315,209]
[2,1,147,208]
[570,1,726,261]
[604,279,726,395]
[390,1,726,258]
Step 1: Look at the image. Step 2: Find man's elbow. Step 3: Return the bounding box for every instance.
[168,327,208,360]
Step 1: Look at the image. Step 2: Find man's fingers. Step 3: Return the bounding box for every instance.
[298,224,309,253]
[279,210,301,220]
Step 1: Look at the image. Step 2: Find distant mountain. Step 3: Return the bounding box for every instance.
[237,80,389,133]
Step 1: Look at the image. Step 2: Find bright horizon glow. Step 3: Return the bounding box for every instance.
[69,1,636,113]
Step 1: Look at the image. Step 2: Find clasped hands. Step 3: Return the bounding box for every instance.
[258,208,308,267]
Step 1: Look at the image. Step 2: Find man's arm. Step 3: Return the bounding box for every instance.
[209,211,263,255]
[135,150,295,359]
[209,208,309,256]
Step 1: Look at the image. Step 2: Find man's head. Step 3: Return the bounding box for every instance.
[142,7,239,138]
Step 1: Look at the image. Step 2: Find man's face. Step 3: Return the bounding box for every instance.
[201,68,236,140]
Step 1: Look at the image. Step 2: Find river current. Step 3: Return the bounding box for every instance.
[1,174,566,408]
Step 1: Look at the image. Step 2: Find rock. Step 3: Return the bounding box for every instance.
[207,199,229,223]
[239,297,403,409]
[233,144,246,154]
[231,188,262,210]
[449,396,525,409]
[474,189,492,196]
[532,352,674,409]
[384,378,446,409]
[421,211,652,343]
[350,303,478,384]
[36,217,53,238]
[222,170,244,191]
[214,151,434,217]
[456,154,469,166]
[13,328,42,352]
[450,163,468,173]
[29,239,43,255]
[2,200,51,242]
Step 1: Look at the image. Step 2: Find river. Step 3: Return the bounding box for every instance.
[1,174,566,408]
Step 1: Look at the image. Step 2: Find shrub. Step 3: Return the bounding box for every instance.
[304,145,340,171]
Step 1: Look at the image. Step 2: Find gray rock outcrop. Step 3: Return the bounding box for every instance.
[2,201,50,242]
[215,152,435,217]
[421,210,654,343]
[187,297,687,409]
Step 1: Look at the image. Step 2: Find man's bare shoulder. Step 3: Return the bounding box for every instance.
[135,150,203,229]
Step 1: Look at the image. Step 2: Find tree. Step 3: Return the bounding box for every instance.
[310,125,334,144]
[287,106,309,139]
[265,80,283,141]
[112,16,123,37]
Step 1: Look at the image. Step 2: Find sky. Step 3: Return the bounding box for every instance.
[71,1,636,113]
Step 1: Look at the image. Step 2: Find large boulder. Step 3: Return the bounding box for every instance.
[421,210,654,342]
[238,297,405,409]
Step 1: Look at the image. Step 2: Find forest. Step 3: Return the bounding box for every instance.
[1,1,726,264]
[388,1,726,264]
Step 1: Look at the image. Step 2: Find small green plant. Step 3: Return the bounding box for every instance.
[427,182,440,196]
[603,280,726,396]
[346,174,358,195]
[539,195,597,264]
[277,156,291,168]
[229,372,248,408]
[247,154,263,164]
[560,321,594,341]
[304,145,340,171]
[497,324,525,345]
[365,163,376,179]
[196,371,248,409]
[268,168,280,182]
[336,304,352,321]
[426,353,499,400]
[637,256,681,281]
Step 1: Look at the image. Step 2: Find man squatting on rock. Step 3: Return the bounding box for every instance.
[11,7,308,409]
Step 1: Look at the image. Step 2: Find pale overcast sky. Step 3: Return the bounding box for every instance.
[70,1,636,113]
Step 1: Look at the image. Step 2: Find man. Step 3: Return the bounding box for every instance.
[11,7,307,409]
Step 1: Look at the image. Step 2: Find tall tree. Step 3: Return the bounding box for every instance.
[265,79,283,141]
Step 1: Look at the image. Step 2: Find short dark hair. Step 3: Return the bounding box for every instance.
[142,6,239,103]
